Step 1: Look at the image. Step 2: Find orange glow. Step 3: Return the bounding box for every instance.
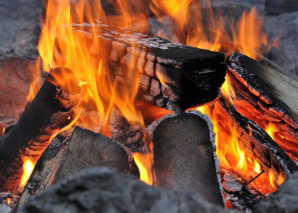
[133,152,154,185]
[20,159,34,188]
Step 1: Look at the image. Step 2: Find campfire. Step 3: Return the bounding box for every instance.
[0,0,297,212]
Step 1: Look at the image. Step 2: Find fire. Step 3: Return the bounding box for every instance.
[21,0,286,200]
[133,152,154,185]
[20,159,34,188]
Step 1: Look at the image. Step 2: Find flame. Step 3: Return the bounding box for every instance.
[266,123,278,139]
[20,159,34,188]
[22,0,285,198]
[7,198,11,205]
[133,152,154,185]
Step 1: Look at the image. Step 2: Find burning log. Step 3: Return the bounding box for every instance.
[0,67,81,194]
[17,135,70,208]
[152,111,224,206]
[56,127,137,181]
[211,99,298,210]
[110,107,148,152]
[72,22,226,111]
[227,53,298,161]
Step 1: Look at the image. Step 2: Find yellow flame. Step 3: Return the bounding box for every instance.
[133,152,154,185]
[20,160,34,187]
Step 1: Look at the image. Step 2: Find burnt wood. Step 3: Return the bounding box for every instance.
[0,67,81,194]
[152,111,224,206]
[71,22,226,111]
[227,53,298,161]
[212,99,298,210]
[17,135,70,208]
[56,127,137,181]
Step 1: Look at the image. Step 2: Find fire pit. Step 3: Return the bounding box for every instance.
[0,0,298,212]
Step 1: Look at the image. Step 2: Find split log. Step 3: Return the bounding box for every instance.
[0,67,81,194]
[227,53,298,161]
[211,99,298,210]
[71,22,226,111]
[17,135,70,208]
[56,127,138,181]
[152,111,224,206]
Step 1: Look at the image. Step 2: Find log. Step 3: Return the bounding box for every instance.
[152,111,224,206]
[71,22,226,111]
[56,127,137,181]
[227,53,298,161]
[210,99,298,210]
[110,107,147,152]
[0,67,81,194]
[16,135,70,208]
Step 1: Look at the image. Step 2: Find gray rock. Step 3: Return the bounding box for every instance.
[18,167,232,213]
[0,204,12,213]
[266,0,298,16]
[0,0,43,58]
[254,172,298,213]
[265,12,298,81]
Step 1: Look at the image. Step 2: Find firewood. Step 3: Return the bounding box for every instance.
[70,22,226,111]
[110,107,147,152]
[56,127,137,181]
[16,135,70,208]
[0,67,82,194]
[227,53,298,161]
[211,99,298,210]
[152,111,224,206]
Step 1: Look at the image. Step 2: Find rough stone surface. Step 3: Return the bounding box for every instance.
[0,56,37,128]
[254,172,298,213]
[0,0,43,58]
[266,0,298,15]
[265,12,298,81]
[18,167,232,213]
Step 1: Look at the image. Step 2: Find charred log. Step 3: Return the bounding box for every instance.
[0,67,81,194]
[152,111,224,206]
[17,135,70,208]
[212,99,298,210]
[56,127,137,181]
[110,107,148,152]
[71,22,226,111]
[227,53,298,161]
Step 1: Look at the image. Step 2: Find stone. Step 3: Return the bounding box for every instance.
[0,0,43,58]
[18,167,233,213]
[265,12,298,81]
[253,172,298,212]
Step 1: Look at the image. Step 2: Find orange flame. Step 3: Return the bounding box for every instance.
[133,152,154,185]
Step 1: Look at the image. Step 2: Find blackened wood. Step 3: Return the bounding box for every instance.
[110,108,146,152]
[152,111,224,206]
[56,127,135,181]
[17,135,70,208]
[227,53,298,161]
[227,52,298,126]
[72,22,226,111]
[0,67,81,194]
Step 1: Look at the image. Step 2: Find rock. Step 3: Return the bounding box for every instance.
[253,172,298,212]
[0,204,11,213]
[18,167,233,213]
[0,0,43,58]
[266,0,298,16]
[265,12,298,81]
[0,56,38,128]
